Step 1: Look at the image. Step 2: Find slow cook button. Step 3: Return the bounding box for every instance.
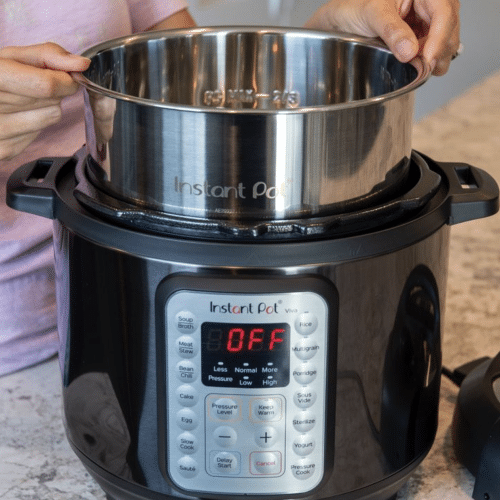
[293,435,315,456]
[175,311,198,334]
[176,384,199,407]
[293,364,317,385]
[290,458,316,480]
[176,360,197,383]
[250,451,282,475]
[176,456,199,478]
[176,432,198,454]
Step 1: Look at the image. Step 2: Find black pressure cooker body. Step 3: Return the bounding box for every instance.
[6,151,499,500]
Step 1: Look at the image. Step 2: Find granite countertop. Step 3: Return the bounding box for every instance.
[1,71,500,500]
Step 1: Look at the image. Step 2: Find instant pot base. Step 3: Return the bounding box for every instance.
[72,439,425,500]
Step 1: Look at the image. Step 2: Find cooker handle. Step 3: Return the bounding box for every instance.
[6,156,74,219]
[438,161,499,225]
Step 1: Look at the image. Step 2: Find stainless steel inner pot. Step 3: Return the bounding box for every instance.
[75,27,430,221]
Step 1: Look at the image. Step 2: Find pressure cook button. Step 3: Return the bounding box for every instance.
[291,459,316,480]
[294,313,318,336]
[176,335,198,358]
[176,432,198,455]
[293,390,317,409]
[250,451,282,475]
[177,456,199,478]
[210,451,240,475]
[176,408,198,431]
[293,363,317,385]
[292,435,315,456]
[293,338,320,361]
[176,360,197,383]
[176,384,199,407]
[175,311,198,334]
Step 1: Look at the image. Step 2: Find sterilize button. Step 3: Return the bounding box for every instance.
[293,363,317,384]
[293,337,320,361]
[175,311,198,334]
[214,426,238,447]
[292,411,316,433]
[176,360,197,383]
[293,435,315,456]
[290,458,316,480]
[250,451,282,475]
[176,432,198,454]
[176,384,199,407]
[210,451,240,475]
[294,313,318,336]
[177,456,198,478]
[176,408,198,430]
[293,390,317,409]
[176,335,197,358]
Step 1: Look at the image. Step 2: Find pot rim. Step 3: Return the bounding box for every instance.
[72,26,431,114]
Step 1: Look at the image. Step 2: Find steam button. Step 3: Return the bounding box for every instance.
[175,311,198,333]
[294,313,318,336]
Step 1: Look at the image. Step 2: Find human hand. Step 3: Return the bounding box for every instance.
[305,0,460,76]
[0,43,91,161]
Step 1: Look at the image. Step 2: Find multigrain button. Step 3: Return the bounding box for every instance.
[175,311,198,334]
[293,337,320,360]
[294,313,318,336]
[176,360,197,383]
[293,363,317,384]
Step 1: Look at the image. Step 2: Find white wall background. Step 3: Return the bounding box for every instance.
[186,0,500,121]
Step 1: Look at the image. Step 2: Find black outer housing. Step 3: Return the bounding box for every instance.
[452,352,500,500]
[5,152,500,500]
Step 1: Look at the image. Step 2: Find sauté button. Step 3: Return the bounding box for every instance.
[177,456,199,478]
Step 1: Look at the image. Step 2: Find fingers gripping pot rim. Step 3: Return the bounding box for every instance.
[73,27,431,221]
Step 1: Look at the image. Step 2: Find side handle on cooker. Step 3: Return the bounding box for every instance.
[439,161,500,225]
[6,157,73,219]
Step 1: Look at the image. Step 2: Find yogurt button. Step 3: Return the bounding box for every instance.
[293,435,315,456]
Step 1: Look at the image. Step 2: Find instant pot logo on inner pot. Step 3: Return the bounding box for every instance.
[174,177,293,200]
[210,301,279,314]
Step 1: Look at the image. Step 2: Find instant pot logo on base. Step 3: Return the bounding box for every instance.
[210,302,279,314]
[174,177,293,200]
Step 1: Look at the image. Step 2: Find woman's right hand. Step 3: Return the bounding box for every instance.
[0,42,90,161]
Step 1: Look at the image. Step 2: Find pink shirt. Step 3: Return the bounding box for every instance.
[0,0,188,376]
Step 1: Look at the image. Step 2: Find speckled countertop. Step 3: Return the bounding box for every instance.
[1,71,500,500]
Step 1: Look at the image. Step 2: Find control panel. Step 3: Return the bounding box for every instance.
[161,277,335,496]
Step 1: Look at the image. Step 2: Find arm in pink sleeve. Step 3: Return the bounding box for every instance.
[126,0,190,32]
